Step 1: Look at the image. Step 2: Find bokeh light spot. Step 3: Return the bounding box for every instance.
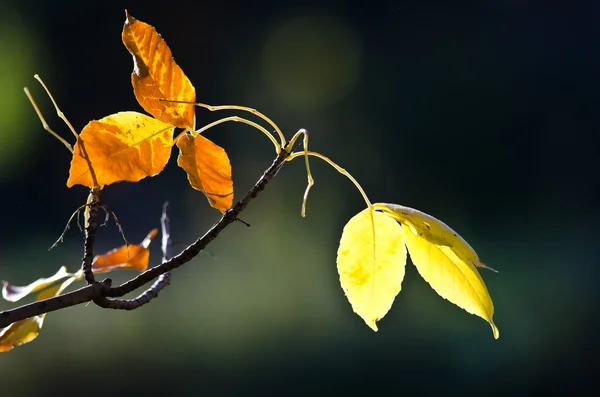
[262,10,362,110]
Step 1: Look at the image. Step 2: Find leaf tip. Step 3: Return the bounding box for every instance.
[124,9,135,25]
[491,322,500,339]
[366,318,379,332]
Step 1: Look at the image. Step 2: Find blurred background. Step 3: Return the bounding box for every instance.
[0,0,598,395]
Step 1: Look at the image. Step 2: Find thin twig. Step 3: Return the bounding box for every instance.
[82,188,100,284]
[49,204,86,250]
[93,202,173,310]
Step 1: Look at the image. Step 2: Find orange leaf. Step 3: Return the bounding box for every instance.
[0,276,76,352]
[92,229,158,273]
[122,11,196,129]
[67,112,175,188]
[176,133,234,212]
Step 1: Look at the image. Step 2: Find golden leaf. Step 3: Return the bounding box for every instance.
[336,208,407,331]
[122,11,196,129]
[67,111,175,188]
[176,133,234,212]
[92,229,158,273]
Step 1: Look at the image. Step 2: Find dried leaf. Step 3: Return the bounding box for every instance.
[67,111,175,188]
[92,229,158,273]
[336,208,406,331]
[2,266,72,302]
[122,11,196,129]
[0,276,76,352]
[378,203,499,338]
[176,133,234,212]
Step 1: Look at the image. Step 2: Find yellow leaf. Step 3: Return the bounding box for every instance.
[378,203,497,272]
[2,266,71,302]
[336,208,406,331]
[0,275,76,352]
[67,111,175,188]
[92,229,158,273]
[122,11,196,129]
[378,203,499,339]
[176,133,234,212]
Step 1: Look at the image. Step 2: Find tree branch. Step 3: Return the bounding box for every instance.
[93,202,173,310]
[0,147,289,329]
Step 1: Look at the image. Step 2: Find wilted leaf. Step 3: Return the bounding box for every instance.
[378,203,499,339]
[0,276,76,352]
[122,11,196,129]
[336,208,406,331]
[176,133,233,212]
[67,111,175,188]
[2,266,72,302]
[93,229,158,273]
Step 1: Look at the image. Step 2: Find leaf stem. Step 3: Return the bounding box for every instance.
[33,75,79,140]
[23,87,73,153]
[193,102,286,147]
[286,150,373,209]
[286,129,313,217]
[194,116,281,153]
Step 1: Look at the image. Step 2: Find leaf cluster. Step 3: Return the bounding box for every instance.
[1,11,499,352]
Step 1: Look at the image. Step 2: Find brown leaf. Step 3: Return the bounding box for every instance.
[92,229,158,273]
[0,276,76,352]
[122,11,196,129]
[66,112,175,188]
[176,133,234,212]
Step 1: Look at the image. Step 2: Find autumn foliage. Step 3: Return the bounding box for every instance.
[1,10,499,352]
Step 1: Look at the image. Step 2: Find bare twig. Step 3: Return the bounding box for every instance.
[93,202,173,310]
[49,204,86,250]
[0,147,290,329]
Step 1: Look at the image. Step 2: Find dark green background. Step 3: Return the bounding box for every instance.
[1,0,597,395]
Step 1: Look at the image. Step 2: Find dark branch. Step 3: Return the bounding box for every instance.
[93,202,173,310]
[82,188,101,284]
[0,280,111,327]
[0,148,289,329]
[104,148,289,298]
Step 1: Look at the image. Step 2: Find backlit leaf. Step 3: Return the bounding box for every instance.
[92,229,158,273]
[67,111,175,188]
[336,208,406,331]
[176,133,234,212]
[379,203,499,339]
[2,266,72,302]
[0,275,76,352]
[379,203,496,272]
[122,11,196,129]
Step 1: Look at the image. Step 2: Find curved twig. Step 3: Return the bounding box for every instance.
[93,202,173,310]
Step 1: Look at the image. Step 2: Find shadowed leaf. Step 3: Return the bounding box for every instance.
[93,229,158,273]
[122,11,196,129]
[176,133,233,212]
[2,266,72,302]
[0,276,76,352]
[67,111,175,188]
